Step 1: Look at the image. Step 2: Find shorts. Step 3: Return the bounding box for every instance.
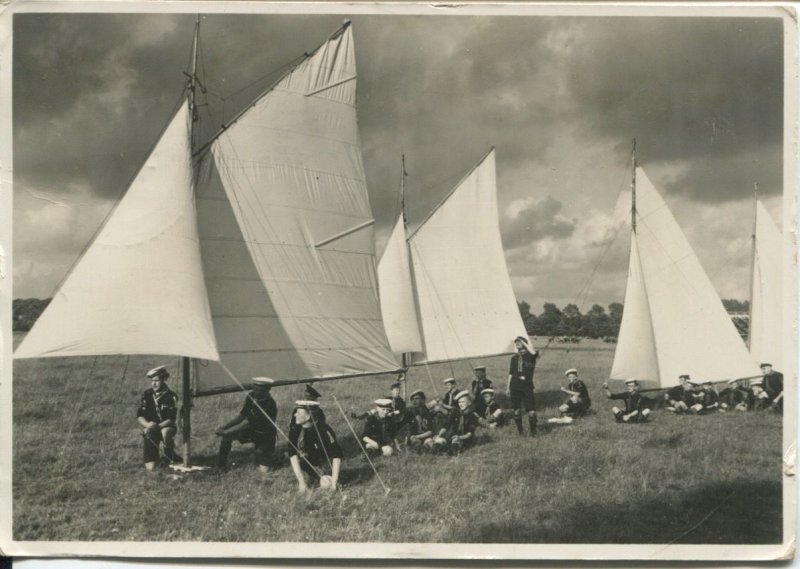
[563,398,590,416]
[510,389,535,412]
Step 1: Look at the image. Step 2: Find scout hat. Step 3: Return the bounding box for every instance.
[252,376,275,386]
[409,389,426,399]
[146,365,169,379]
[565,368,578,377]
[374,398,393,408]
[454,390,471,402]
[481,388,495,396]
[304,384,321,399]
[443,377,456,385]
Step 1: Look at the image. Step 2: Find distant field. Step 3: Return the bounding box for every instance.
[12,332,782,543]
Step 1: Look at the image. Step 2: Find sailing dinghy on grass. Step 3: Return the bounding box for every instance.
[608,146,761,392]
[15,20,402,464]
[748,197,783,371]
[378,148,528,370]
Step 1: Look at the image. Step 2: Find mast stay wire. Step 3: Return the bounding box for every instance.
[538,151,634,375]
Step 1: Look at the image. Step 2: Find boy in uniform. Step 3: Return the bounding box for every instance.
[434,391,480,454]
[440,377,459,412]
[215,376,278,473]
[407,390,436,450]
[480,388,505,428]
[602,379,652,423]
[136,365,181,471]
[288,384,325,438]
[288,400,342,493]
[664,374,694,413]
[760,362,784,413]
[470,365,493,416]
[719,380,754,412]
[689,381,720,414]
[558,368,591,418]
[507,336,538,436]
[362,398,397,457]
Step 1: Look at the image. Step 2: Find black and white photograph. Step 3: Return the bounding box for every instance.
[0,2,795,560]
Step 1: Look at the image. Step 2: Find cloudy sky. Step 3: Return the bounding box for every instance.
[12,9,786,313]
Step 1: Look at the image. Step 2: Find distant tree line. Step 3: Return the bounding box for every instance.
[12,296,750,338]
[518,298,751,340]
[12,298,51,331]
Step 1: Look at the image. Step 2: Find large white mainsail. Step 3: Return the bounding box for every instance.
[16,22,400,395]
[379,149,527,363]
[749,199,783,370]
[193,23,398,393]
[609,167,761,388]
[15,103,219,361]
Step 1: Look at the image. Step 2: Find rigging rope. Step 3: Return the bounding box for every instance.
[332,395,391,495]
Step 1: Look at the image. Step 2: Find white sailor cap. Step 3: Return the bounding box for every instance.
[624,379,639,386]
[565,368,578,377]
[480,388,495,396]
[443,377,456,385]
[252,376,275,386]
[760,362,773,368]
[679,374,691,380]
[473,365,486,372]
[146,365,169,379]
[294,400,321,409]
[409,389,426,399]
[454,390,471,402]
[374,398,394,408]
[514,336,530,346]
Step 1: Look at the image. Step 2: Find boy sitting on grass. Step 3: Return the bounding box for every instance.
[602,380,652,424]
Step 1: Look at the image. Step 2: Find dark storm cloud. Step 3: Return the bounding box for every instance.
[502,196,576,249]
[566,17,783,202]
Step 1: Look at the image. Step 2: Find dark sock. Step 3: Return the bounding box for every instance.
[514,417,523,435]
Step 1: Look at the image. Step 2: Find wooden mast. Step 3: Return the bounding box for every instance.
[746,182,758,349]
[181,14,201,468]
[400,154,409,399]
[631,138,637,234]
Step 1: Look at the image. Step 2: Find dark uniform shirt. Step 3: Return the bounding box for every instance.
[137,387,178,424]
[483,399,501,418]
[665,385,694,405]
[700,389,719,408]
[763,371,784,401]
[409,406,435,437]
[471,378,493,414]
[444,407,480,438]
[568,379,590,405]
[288,423,343,466]
[362,413,397,446]
[441,387,459,409]
[241,391,277,435]
[508,352,537,392]
[608,390,649,414]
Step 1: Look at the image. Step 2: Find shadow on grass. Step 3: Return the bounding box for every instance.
[460,479,782,544]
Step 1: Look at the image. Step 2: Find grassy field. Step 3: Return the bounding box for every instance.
[12,333,783,543]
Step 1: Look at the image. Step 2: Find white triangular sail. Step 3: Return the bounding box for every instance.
[15,103,219,361]
[610,235,659,383]
[377,215,424,356]
[611,168,761,388]
[402,149,528,363]
[750,200,782,370]
[194,24,399,393]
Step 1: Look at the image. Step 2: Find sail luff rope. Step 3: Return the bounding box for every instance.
[746,183,758,349]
